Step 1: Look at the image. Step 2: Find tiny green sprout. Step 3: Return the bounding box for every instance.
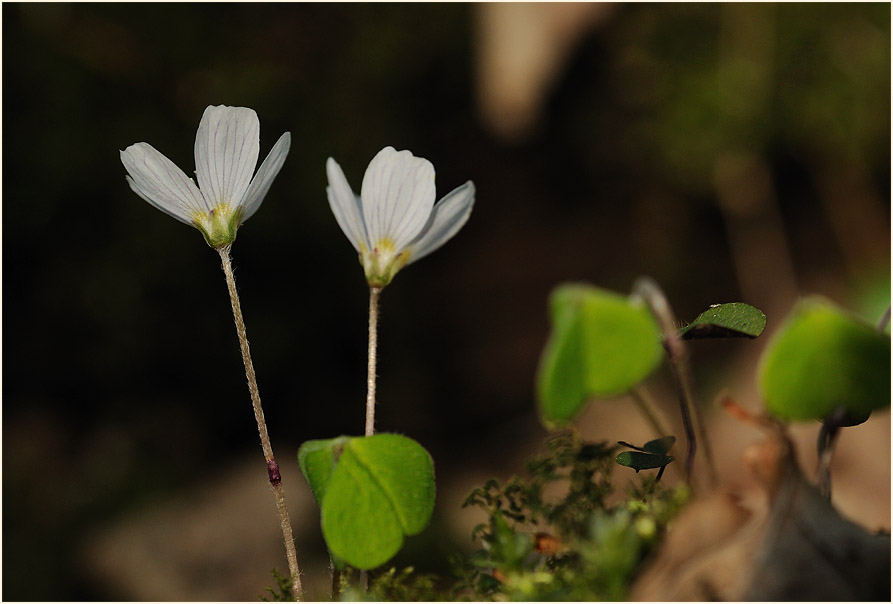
[615,436,676,481]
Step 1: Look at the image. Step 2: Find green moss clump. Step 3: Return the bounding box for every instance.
[453,432,689,601]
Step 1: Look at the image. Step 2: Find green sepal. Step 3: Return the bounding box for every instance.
[195,206,243,248]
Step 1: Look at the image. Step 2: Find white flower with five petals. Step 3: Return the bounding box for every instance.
[326,146,475,287]
[121,105,290,248]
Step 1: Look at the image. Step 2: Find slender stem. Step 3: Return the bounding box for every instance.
[366,286,382,436]
[877,305,891,334]
[217,246,302,600]
[816,406,847,500]
[630,386,671,440]
[331,559,342,600]
[358,286,382,592]
[632,277,718,486]
[631,387,688,482]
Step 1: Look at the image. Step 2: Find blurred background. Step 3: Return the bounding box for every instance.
[3,3,890,600]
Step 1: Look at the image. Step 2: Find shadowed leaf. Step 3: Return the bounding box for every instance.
[681,303,767,339]
[616,450,674,472]
[643,436,676,455]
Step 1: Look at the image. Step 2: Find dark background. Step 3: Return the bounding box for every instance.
[3,3,890,600]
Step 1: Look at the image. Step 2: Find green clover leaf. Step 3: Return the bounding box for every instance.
[758,298,890,421]
[537,284,663,426]
[298,433,435,570]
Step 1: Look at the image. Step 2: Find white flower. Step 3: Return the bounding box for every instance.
[326,146,475,287]
[121,105,291,248]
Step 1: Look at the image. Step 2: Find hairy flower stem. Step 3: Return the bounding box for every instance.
[633,277,718,487]
[366,286,382,436]
[217,246,303,600]
[357,286,382,594]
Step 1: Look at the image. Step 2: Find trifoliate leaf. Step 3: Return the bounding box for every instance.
[298,434,435,570]
[537,284,663,426]
[680,303,767,339]
[758,298,891,421]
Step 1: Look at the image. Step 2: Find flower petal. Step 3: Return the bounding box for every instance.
[121,142,206,224]
[194,105,260,208]
[239,131,291,222]
[327,157,368,252]
[407,181,475,264]
[361,147,436,251]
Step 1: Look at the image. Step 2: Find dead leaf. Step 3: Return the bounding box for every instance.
[630,422,891,601]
